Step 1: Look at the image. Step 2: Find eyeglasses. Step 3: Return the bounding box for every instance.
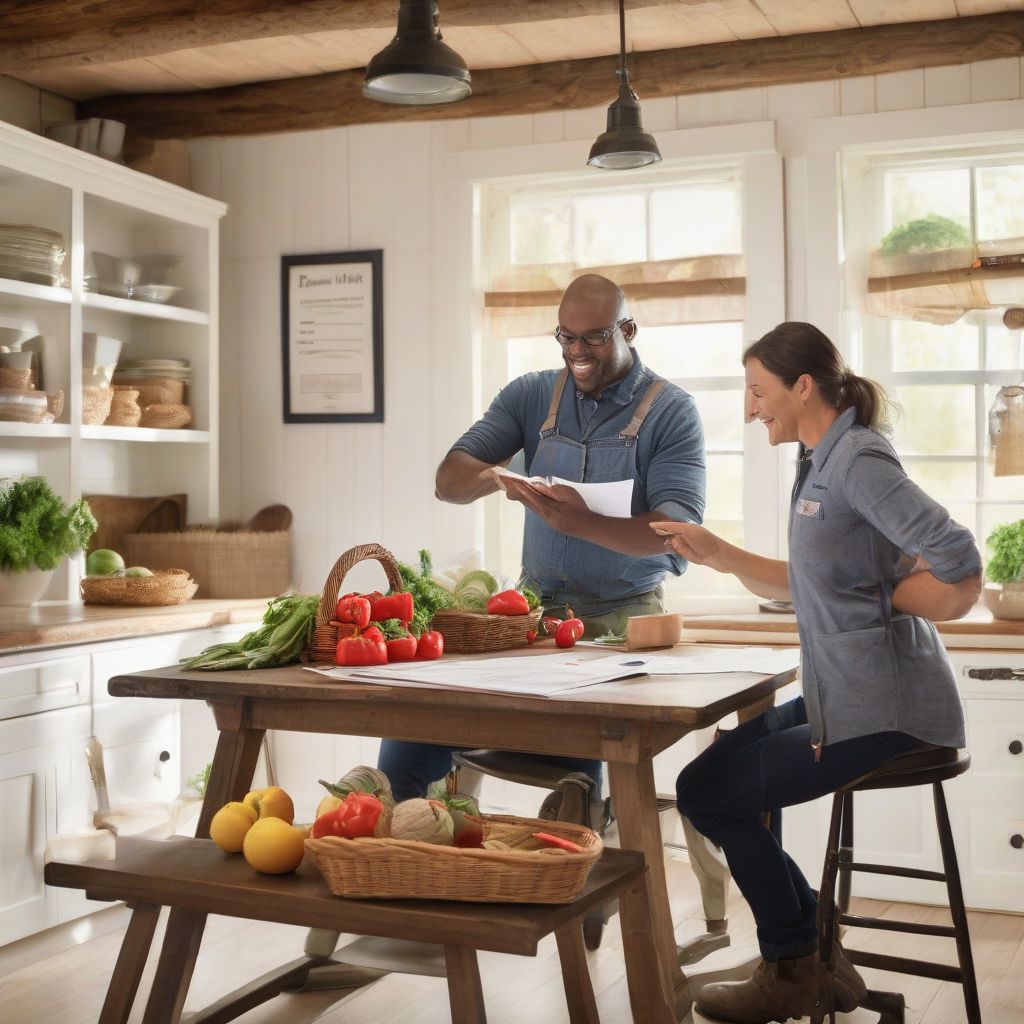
[553,317,633,349]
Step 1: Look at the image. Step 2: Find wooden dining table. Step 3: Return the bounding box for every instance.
[107,645,796,1023]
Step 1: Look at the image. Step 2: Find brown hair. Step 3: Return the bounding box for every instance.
[742,322,895,432]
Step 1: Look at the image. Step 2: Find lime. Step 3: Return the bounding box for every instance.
[125,566,153,578]
[86,548,125,576]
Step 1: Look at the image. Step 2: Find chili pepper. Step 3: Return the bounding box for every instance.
[336,635,387,666]
[335,594,371,629]
[533,831,584,853]
[555,617,584,649]
[416,630,444,660]
[369,592,414,623]
[487,589,530,616]
[310,791,385,839]
[526,630,537,644]
[385,634,418,662]
[361,625,385,644]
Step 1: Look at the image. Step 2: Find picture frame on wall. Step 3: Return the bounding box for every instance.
[280,249,384,423]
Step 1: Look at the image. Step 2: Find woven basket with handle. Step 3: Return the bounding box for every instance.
[306,542,407,663]
[305,814,601,903]
[430,607,542,653]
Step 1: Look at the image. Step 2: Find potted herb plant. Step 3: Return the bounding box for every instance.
[0,476,97,605]
[983,519,1024,620]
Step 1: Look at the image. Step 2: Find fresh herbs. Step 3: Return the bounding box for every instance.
[0,476,97,573]
[986,519,1024,584]
[397,549,455,635]
[879,213,970,255]
[180,593,320,670]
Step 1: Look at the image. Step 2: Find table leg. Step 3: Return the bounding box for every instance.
[98,901,160,1024]
[443,945,487,1024]
[141,908,207,1024]
[555,922,600,1024]
[608,760,690,1024]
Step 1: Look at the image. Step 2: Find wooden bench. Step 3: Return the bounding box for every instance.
[45,836,655,1024]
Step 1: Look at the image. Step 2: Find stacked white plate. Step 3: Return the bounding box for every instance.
[113,358,191,383]
[0,224,65,286]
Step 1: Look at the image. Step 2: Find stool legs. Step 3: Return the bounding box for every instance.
[98,902,161,1024]
[932,781,982,1024]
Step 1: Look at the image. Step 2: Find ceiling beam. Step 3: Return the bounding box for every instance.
[79,12,1024,141]
[0,1,690,74]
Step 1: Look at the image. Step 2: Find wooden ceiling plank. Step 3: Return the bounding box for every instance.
[0,0,715,74]
[78,11,1024,140]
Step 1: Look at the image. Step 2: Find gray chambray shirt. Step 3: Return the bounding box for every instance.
[788,407,981,751]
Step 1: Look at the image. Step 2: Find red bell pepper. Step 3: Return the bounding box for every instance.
[311,791,385,839]
[486,589,530,616]
[336,594,371,629]
[336,635,387,666]
[416,630,444,660]
[361,625,385,644]
[369,592,414,623]
[385,634,418,662]
[555,617,584,649]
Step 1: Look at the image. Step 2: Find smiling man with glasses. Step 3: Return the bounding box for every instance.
[376,273,706,803]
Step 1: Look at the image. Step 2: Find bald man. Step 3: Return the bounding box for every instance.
[377,274,706,801]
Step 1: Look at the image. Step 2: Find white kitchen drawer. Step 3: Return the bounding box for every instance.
[0,655,90,722]
[964,699,1024,779]
[962,782,1024,912]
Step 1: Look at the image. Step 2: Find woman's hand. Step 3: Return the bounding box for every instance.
[650,521,727,571]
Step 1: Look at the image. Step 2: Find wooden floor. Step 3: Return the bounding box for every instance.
[2,853,1022,1024]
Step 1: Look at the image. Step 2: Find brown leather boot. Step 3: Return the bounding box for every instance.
[695,945,866,1023]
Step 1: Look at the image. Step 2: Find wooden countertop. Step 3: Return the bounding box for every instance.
[682,606,1024,650]
[0,599,268,656]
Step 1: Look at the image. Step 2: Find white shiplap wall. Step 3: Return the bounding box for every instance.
[187,58,1024,597]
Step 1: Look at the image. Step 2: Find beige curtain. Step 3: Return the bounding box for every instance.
[485,255,745,338]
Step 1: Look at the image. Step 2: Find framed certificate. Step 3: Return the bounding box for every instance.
[281,249,384,422]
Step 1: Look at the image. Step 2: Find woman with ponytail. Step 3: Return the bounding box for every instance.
[653,322,981,1023]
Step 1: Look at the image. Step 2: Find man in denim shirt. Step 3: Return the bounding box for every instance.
[377,273,706,800]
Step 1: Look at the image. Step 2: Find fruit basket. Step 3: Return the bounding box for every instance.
[80,568,198,606]
[429,607,542,653]
[305,814,601,903]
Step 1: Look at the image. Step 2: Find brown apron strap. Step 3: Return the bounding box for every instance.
[620,377,667,439]
[540,369,570,434]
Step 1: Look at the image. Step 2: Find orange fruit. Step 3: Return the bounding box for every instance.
[242,785,295,824]
[209,801,258,853]
[242,816,306,874]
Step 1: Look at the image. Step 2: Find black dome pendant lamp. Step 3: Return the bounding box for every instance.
[588,0,662,169]
[363,0,471,106]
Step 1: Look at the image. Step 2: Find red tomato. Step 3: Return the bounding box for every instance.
[555,617,584,648]
[385,635,418,662]
[542,616,563,636]
[335,635,387,666]
[416,630,444,660]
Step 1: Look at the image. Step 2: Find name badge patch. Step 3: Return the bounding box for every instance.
[796,499,822,518]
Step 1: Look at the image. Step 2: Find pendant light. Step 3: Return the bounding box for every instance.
[363,0,471,106]
[587,0,662,169]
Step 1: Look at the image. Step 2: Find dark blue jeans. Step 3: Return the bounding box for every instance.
[675,697,921,961]
[377,739,603,803]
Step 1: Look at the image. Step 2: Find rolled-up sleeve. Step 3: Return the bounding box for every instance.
[843,451,982,583]
[644,392,706,526]
[448,378,530,465]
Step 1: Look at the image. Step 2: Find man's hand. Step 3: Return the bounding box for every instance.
[502,476,590,534]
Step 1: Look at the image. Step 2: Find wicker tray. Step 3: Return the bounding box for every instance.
[430,607,542,653]
[305,814,601,903]
[305,543,406,663]
[80,567,197,606]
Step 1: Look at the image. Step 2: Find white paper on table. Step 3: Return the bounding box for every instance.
[306,652,645,698]
[586,647,801,677]
[495,468,633,518]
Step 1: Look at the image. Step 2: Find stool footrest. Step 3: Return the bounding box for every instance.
[841,861,946,882]
[846,948,965,984]
[840,912,957,939]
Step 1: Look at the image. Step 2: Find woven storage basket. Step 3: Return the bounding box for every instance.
[123,529,290,598]
[306,814,601,903]
[430,607,542,653]
[80,567,197,606]
[105,387,141,427]
[82,385,113,425]
[306,542,406,662]
[139,402,191,429]
[0,367,31,389]
[113,377,185,407]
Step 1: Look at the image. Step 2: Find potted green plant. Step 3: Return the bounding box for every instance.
[0,476,97,605]
[983,519,1024,620]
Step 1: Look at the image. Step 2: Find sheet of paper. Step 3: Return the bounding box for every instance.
[588,647,801,677]
[306,652,645,698]
[495,468,633,518]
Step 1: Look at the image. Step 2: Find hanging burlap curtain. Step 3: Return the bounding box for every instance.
[485,255,745,338]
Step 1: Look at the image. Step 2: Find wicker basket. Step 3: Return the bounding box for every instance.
[139,402,191,429]
[0,367,31,389]
[105,387,141,427]
[80,567,197,606]
[305,814,602,903]
[430,607,542,653]
[306,543,406,663]
[113,377,185,407]
[123,528,290,598]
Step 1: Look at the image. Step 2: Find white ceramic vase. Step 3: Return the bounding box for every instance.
[0,567,55,606]
[982,581,1024,621]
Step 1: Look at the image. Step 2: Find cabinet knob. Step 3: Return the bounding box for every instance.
[1011,834,1024,850]
[1010,740,1023,756]
[159,750,171,762]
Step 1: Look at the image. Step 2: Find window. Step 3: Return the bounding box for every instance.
[846,149,1024,557]
[480,169,748,604]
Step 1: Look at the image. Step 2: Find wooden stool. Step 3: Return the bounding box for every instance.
[816,746,979,1024]
[45,835,654,1024]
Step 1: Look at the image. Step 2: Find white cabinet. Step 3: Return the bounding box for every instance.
[0,120,226,601]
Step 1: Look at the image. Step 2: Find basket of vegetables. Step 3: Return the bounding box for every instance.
[305,767,602,903]
[81,567,198,606]
[430,573,542,653]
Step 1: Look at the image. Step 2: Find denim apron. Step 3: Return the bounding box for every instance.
[522,368,667,618]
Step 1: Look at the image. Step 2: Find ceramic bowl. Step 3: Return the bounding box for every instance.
[90,252,142,287]
[982,583,1024,621]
